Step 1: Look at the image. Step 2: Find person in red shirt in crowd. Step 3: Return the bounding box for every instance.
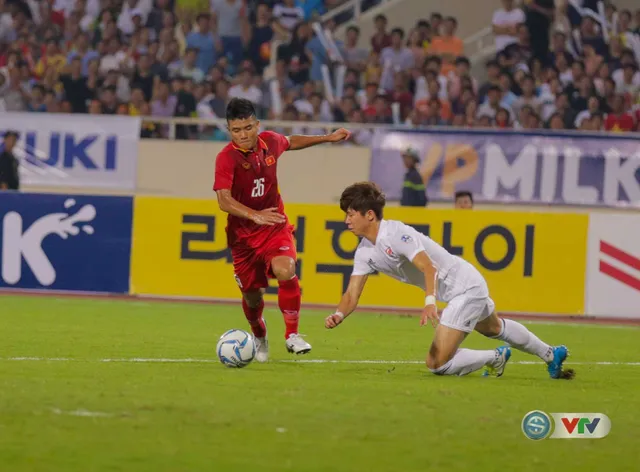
[371,14,392,53]
[604,94,635,132]
[213,98,351,362]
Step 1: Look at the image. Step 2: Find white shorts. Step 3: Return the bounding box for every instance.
[439,291,495,333]
[439,264,494,333]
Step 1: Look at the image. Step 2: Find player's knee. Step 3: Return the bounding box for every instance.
[426,354,446,373]
[476,315,504,338]
[243,291,263,308]
[272,258,296,281]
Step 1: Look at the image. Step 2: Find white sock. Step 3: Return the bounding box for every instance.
[492,319,553,362]
[431,348,496,376]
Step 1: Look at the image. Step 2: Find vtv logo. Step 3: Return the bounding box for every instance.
[1,199,96,286]
[550,413,611,439]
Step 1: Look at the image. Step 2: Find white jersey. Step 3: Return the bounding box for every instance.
[352,219,484,302]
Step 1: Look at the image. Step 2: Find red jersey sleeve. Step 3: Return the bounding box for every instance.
[260,130,290,159]
[213,150,235,191]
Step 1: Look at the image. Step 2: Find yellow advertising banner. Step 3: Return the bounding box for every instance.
[130,197,588,315]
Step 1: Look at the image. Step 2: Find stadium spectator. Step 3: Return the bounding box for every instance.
[371,14,391,53]
[211,0,247,68]
[273,0,304,33]
[525,0,555,66]
[343,25,368,72]
[604,94,635,132]
[245,2,274,75]
[429,16,463,76]
[454,191,473,209]
[492,0,526,53]
[379,28,414,90]
[0,130,19,191]
[187,13,220,75]
[0,0,636,139]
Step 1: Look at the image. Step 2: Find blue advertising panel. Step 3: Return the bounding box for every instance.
[0,193,133,293]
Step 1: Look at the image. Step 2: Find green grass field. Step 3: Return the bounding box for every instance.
[1,295,639,471]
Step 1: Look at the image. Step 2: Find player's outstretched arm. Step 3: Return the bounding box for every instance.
[325,274,368,329]
[287,128,351,151]
[411,251,440,328]
[215,189,285,226]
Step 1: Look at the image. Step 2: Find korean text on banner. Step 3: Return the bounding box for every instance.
[370,129,640,208]
[0,113,141,190]
[131,197,587,315]
[586,214,640,318]
[0,193,133,293]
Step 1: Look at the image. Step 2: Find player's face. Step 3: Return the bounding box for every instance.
[228,117,260,150]
[344,208,374,236]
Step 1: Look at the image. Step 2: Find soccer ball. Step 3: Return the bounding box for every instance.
[216,329,256,368]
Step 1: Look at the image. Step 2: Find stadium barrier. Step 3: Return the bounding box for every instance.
[130,197,588,315]
[1,113,141,191]
[6,192,638,318]
[0,192,132,293]
[11,116,640,209]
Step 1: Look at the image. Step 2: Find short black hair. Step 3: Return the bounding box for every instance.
[340,182,386,220]
[391,28,404,38]
[455,191,473,202]
[226,98,256,122]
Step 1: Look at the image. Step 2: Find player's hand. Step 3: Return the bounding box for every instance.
[325,312,345,329]
[326,128,351,143]
[251,208,286,226]
[420,304,439,328]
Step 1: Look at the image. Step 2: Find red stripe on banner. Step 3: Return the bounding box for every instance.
[599,261,640,292]
[600,241,640,271]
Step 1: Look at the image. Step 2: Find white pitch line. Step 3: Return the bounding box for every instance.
[51,408,114,418]
[1,357,640,366]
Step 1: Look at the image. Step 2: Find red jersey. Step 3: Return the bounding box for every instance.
[213,131,291,247]
[604,113,635,132]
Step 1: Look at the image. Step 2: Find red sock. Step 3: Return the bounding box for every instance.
[278,276,301,339]
[242,298,266,338]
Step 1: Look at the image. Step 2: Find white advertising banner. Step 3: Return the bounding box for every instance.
[586,213,640,318]
[1,113,141,190]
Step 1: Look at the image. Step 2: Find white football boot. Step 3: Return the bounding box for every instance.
[285,333,312,355]
[254,335,269,363]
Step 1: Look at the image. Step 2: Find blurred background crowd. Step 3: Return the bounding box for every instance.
[0,0,639,141]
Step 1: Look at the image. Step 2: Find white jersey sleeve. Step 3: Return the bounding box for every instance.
[351,244,376,276]
[386,223,426,263]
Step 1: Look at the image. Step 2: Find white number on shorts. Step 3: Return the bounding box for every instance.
[251,178,265,197]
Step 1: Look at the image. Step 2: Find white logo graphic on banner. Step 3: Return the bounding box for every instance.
[586,214,640,318]
[0,113,141,190]
[1,199,96,286]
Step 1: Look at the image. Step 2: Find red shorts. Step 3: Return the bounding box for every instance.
[230,228,297,292]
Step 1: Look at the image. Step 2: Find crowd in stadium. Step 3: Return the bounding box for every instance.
[0,0,639,140]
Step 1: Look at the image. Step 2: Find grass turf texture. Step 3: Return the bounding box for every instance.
[1,295,639,471]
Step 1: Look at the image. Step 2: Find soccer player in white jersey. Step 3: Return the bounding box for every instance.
[325,182,574,379]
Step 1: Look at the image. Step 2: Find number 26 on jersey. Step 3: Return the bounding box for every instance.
[251,178,265,198]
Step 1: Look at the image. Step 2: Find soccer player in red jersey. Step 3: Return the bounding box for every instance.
[213,98,351,362]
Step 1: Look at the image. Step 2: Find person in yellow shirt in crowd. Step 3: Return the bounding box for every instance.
[34,39,68,79]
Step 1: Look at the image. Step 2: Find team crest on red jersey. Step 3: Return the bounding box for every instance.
[265,155,276,166]
[242,162,251,170]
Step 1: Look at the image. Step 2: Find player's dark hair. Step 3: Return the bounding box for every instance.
[226,98,256,122]
[340,182,386,220]
[455,191,473,202]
